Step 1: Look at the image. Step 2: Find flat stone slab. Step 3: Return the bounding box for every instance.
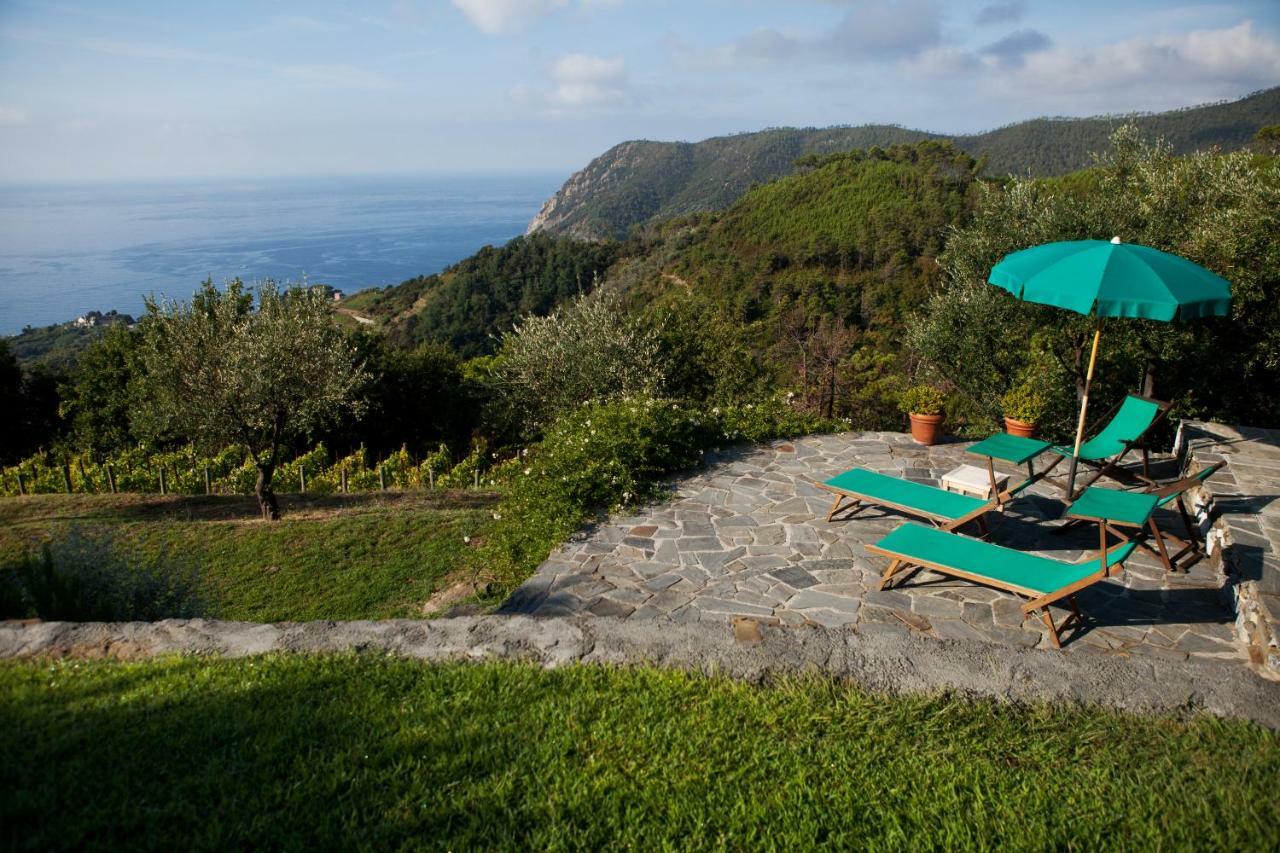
[507,431,1248,674]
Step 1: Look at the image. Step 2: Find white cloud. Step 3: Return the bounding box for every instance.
[450,0,622,34]
[550,53,630,105]
[511,52,633,109]
[451,0,567,35]
[0,105,28,126]
[1015,20,1280,93]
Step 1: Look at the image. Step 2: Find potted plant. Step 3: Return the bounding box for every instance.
[1000,383,1049,439]
[899,385,946,445]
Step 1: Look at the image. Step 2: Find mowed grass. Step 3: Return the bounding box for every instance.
[1,657,1277,851]
[0,491,496,621]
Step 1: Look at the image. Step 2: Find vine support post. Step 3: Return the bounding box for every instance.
[17,472,26,496]
[159,468,167,496]
[107,464,117,494]
[203,466,211,495]
[378,465,386,491]
[62,464,72,494]
[428,468,434,490]
[340,465,348,494]
[299,464,306,494]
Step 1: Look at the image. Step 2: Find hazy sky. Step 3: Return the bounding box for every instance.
[1,0,1278,182]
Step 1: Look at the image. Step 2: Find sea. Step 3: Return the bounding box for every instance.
[0,172,564,336]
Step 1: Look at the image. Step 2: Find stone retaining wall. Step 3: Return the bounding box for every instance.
[1182,421,1280,680]
[3,615,1278,728]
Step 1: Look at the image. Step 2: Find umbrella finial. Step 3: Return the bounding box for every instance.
[1110,236,1122,244]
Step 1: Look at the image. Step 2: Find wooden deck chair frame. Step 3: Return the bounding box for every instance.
[1056,459,1226,573]
[866,522,1135,649]
[1045,394,1172,500]
[818,484,991,535]
[1145,460,1226,571]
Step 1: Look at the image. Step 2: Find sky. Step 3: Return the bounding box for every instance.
[0,0,1278,182]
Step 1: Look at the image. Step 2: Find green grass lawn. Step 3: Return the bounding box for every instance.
[1,656,1276,850]
[0,491,496,621]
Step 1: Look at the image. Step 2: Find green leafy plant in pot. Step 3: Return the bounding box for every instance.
[1000,382,1049,439]
[899,385,946,445]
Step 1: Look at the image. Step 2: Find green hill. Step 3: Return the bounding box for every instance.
[346,233,620,358]
[529,87,1280,239]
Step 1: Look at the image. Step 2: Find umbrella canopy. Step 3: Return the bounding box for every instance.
[988,238,1232,321]
[987,237,1232,497]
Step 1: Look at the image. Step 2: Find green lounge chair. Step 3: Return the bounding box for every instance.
[818,468,1041,536]
[1055,459,1224,573]
[1045,394,1170,498]
[819,466,998,532]
[866,522,1138,649]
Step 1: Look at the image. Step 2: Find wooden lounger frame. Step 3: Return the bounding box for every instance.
[865,521,1133,649]
[1044,394,1171,500]
[1146,460,1226,571]
[817,460,1061,538]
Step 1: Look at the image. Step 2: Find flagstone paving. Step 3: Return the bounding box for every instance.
[503,431,1247,664]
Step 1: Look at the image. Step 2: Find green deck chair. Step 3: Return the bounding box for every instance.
[818,468,1042,536]
[1046,394,1170,498]
[866,522,1139,648]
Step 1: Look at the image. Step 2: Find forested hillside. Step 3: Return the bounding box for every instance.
[529,87,1280,239]
[346,233,619,358]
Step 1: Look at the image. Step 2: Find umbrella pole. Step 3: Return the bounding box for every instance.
[1067,316,1104,498]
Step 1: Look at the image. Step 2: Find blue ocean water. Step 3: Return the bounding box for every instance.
[0,172,564,335]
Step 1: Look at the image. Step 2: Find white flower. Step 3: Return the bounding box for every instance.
[523,467,532,475]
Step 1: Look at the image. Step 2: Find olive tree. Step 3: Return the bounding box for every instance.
[494,288,664,430]
[907,127,1280,438]
[135,280,366,520]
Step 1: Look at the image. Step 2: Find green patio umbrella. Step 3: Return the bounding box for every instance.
[987,237,1232,495]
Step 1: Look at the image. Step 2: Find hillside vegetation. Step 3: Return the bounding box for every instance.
[347,232,619,358]
[529,87,1280,239]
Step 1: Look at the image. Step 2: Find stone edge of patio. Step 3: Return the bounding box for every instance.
[2,614,1279,728]
[1184,420,1280,681]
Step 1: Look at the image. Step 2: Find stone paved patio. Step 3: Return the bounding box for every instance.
[503,432,1245,664]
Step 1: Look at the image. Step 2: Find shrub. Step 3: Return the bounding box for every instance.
[717,398,843,443]
[494,289,664,430]
[1000,384,1050,424]
[481,398,719,591]
[1,528,205,621]
[898,385,945,416]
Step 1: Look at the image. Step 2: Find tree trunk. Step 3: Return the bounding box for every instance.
[1141,357,1156,398]
[255,465,280,521]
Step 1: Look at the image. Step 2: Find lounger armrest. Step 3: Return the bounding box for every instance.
[1150,460,1227,498]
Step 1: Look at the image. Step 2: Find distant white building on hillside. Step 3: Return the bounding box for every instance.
[73,310,135,328]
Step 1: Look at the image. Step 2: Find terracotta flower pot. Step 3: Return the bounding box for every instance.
[1003,417,1037,439]
[908,413,944,446]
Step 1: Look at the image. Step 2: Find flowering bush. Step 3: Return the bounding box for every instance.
[479,394,841,593]
[481,397,718,589]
